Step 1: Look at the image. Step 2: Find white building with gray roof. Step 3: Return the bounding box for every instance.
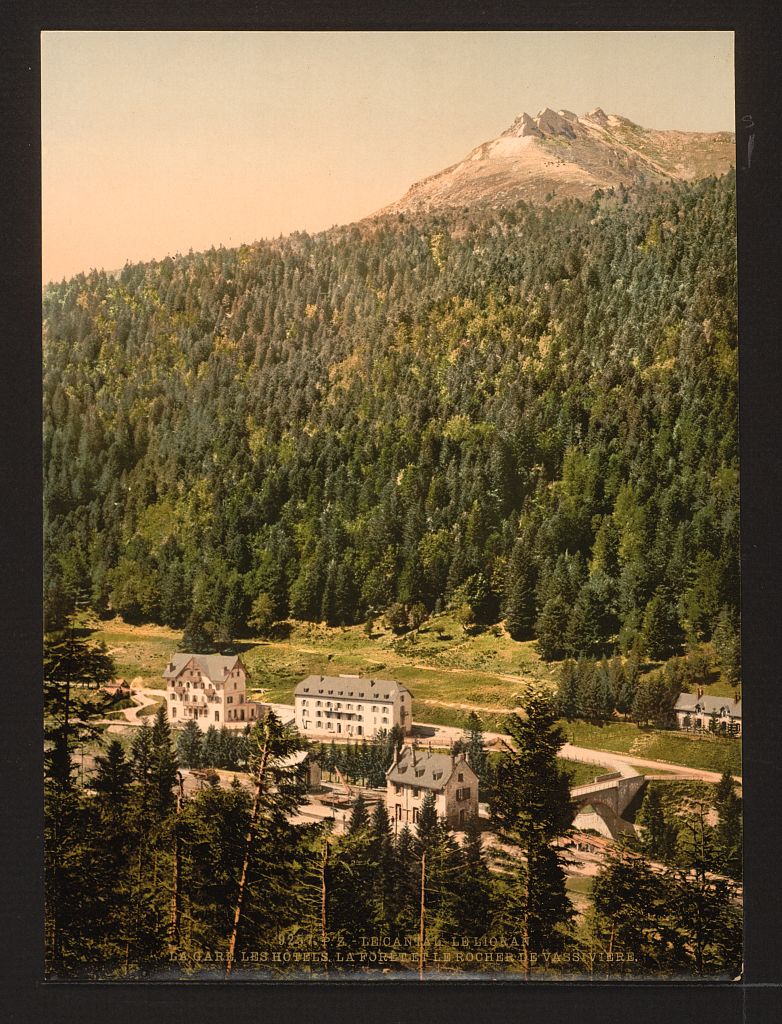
[673,691,741,736]
[163,653,265,732]
[386,747,478,831]
[293,674,412,739]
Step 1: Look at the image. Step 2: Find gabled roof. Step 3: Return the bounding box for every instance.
[164,653,244,684]
[294,674,410,702]
[674,692,741,718]
[386,748,476,791]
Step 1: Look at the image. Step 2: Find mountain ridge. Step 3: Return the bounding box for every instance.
[376,107,735,215]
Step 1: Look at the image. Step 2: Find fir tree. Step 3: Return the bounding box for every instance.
[91,739,132,806]
[176,719,204,768]
[713,771,742,880]
[491,685,574,972]
[453,814,491,937]
[556,659,580,720]
[347,793,370,835]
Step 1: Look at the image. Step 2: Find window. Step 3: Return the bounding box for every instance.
[457,787,471,801]
[458,773,464,782]
[317,710,322,718]
[394,784,402,795]
[304,721,309,730]
[172,707,176,718]
[413,808,419,823]
[227,695,233,703]
[395,805,402,820]
[413,787,419,797]
[215,711,220,722]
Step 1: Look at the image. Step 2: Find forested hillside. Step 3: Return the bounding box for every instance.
[43,175,738,664]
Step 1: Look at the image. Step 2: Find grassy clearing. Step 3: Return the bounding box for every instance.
[91,618,180,687]
[84,615,741,774]
[559,759,604,787]
[137,699,165,718]
[565,875,595,897]
[560,718,741,775]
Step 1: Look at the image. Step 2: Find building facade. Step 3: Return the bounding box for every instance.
[673,691,742,736]
[163,653,265,732]
[293,674,412,738]
[386,748,478,831]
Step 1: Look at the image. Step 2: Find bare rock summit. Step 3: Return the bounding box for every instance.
[377,107,734,216]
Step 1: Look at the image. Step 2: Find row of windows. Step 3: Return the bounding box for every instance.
[301,699,392,711]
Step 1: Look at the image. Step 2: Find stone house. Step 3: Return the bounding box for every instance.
[163,653,265,732]
[294,674,412,738]
[386,747,478,831]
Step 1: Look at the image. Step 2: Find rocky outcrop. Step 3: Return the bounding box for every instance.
[375,106,735,217]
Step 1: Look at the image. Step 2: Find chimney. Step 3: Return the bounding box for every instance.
[451,752,455,768]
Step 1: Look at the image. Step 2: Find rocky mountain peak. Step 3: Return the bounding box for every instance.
[376,106,735,218]
[534,107,577,138]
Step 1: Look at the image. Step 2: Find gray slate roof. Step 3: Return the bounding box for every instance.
[164,653,243,683]
[294,674,410,702]
[674,692,741,718]
[386,748,476,791]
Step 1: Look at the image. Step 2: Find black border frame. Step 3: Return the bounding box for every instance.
[2,3,781,1022]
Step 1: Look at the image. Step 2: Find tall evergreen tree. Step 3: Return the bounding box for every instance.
[491,685,574,972]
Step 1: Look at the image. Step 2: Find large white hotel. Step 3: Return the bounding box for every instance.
[293,674,413,739]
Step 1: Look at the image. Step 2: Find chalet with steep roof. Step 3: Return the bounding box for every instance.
[163,653,265,732]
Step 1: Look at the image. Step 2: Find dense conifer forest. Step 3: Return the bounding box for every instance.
[44,174,738,665]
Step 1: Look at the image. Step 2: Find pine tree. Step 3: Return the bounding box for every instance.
[176,719,204,768]
[713,771,742,880]
[453,814,491,937]
[590,845,682,973]
[556,660,580,720]
[491,685,573,972]
[535,595,571,661]
[637,786,679,862]
[367,800,396,933]
[415,791,440,854]
[505,534,537,640]
[347,793,370,835]
[713,605,741,687]
[92,739,132,805]
[462,711,488,781]
[149,704,179,813]
[641,590,683,661]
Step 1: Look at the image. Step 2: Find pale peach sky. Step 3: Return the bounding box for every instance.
[42,31,734,283]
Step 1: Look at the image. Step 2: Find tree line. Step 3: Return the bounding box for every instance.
[43,176,738,670]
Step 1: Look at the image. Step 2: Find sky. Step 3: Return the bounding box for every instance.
[41,31,735,283]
